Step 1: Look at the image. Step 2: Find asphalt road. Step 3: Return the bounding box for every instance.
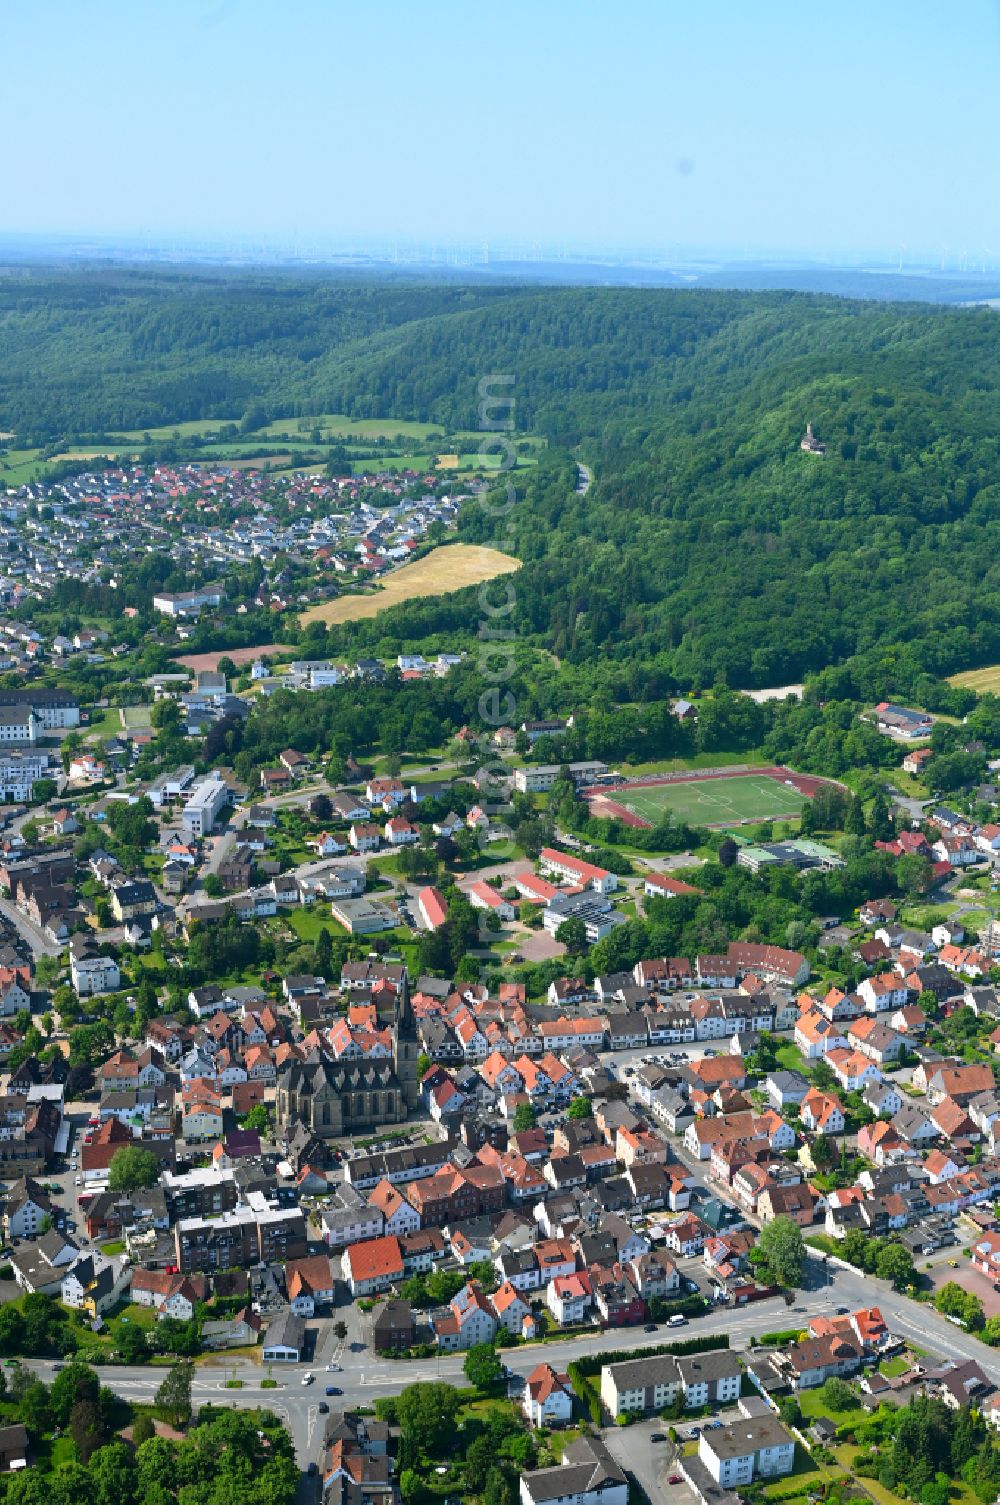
[24,1252,994,1470]
[0,894,61,958]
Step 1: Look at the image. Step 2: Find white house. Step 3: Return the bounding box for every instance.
[523,1363,574,1428]
[519,1439,627,1505]
[71,953,121,997]
[698,1418,795,1489]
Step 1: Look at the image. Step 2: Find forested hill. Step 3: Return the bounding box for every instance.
[5,268,1000,694]
[0,270,516,440]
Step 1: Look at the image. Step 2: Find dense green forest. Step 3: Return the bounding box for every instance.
[5,268,1000,688]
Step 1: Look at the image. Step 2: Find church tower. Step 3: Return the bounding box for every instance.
[393,973,422,1110]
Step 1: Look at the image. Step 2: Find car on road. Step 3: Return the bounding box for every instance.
[668,1476,682,1486]
[326,1362,342,1371]
[316,1403,329,1414]
[643,1322,657,1332]
[668,1314,688,1326]
[301,1372,314,1385]
[650,1433,666,1443]
[325,1386,342,1396]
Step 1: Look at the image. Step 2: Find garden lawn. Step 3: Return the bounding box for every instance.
[797,1386,863,1430]
[775,1042,811,1075]
[285,907,348,943]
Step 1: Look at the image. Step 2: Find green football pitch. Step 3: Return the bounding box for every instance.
[615,773,806,827]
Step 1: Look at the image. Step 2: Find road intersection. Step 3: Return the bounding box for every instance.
[23,1253,999,1467]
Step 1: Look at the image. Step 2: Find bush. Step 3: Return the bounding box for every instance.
[260,1378,277,1389]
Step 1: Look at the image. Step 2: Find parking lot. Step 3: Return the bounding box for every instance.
[603,1418,696,1505]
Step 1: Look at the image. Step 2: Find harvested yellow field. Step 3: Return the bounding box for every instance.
[949,664,1000,693]
[301,543,520,626]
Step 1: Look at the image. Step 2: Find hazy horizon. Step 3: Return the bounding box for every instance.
[7,0,1000,264]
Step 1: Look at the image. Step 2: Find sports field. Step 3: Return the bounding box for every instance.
[614,772,807,827]
[300,542,520,626]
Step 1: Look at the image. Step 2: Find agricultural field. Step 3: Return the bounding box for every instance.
[949,663,1000,693]
[300,542,520,625]
[611,771,807,827]
[176,644,292,672]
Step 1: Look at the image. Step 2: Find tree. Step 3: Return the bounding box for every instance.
[874,1242,915,1289]
[845,796,867,836]
[468,1260,498,1293]
[108,1145,160,1191]
[240,1103,272,1134]
[202,873,223,898]
[753,1216,806,1288]
[718,838,738,868]
[810,1134,833,1168]
[154,1361,193,1428]
[0,1305,27,1355]
[86,1440,135,1505]
[152,1317,200,1356]
[333,1321,348,1342]
[115,1320,148,1364]
[395,1382,460,1456]
[512,1103,537,1132]
[19,1380,51,1434]
[69,1398,106,1463]
[934,1281,984,1330]
[399,1468,425,1504]
[50,1362,99,1427]
[566,1096,593,1120]
[820,1377,858,1412]
[554,917,587,952]
[315,926,333,977]
[464,1343,503,1390]
[131,1414,155,1446]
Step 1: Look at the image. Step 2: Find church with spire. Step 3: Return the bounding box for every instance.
[275,972,422,1143]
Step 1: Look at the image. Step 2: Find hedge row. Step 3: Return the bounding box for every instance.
[571,1332,730,1380]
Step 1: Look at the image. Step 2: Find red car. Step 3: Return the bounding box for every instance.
[668,1478,682,1486]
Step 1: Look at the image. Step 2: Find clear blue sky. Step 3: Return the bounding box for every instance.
[6,0,1000,261]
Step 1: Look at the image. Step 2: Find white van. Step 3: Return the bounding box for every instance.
[668,1314,688,1327]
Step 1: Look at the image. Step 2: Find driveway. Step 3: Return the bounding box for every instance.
[603,1418,692,1505]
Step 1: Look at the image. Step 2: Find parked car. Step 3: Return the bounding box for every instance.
[301,1373,314,1386]
[326,1386,342,1396]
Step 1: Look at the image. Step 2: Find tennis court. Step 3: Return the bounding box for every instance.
[615,772,807,827]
